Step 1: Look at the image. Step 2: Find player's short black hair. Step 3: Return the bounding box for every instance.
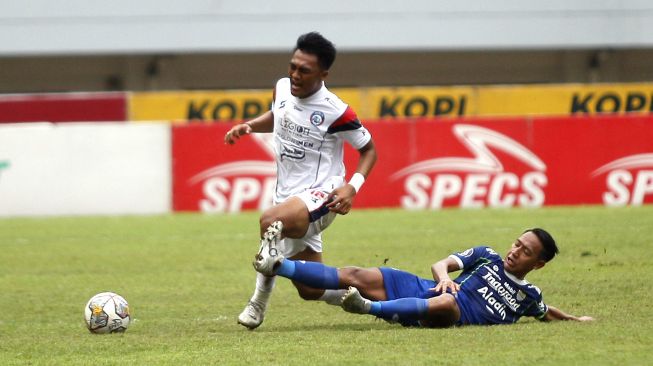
[294,31,336,71]
[525,228,559,262]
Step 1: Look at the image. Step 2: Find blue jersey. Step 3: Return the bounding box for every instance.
[451,246,548,325]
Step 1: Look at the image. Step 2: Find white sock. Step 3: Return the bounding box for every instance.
[250,272,275,307]
[318,289,347,306]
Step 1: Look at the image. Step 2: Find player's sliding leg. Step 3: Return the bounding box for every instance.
[254,247,350,294]
[342,286,428,322]
[275,257,340,289]
[238,221,284,329]
[254,245,386,304]
[259,194,347,305]
[342,287,459,328]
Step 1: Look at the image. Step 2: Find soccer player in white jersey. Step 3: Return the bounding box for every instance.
[224,32,377,329]
[254,226,595,327]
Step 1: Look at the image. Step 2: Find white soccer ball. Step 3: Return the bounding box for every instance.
[84,292,131,334]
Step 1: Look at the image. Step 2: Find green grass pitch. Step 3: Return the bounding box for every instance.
[1,206,652,365]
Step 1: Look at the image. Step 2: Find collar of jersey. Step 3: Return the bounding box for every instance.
[503,268,529,286]
[296,82,326,103]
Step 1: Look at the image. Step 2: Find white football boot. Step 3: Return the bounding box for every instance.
[341,286,372,314]
[237,221,285,329]
[253,221,285,276]
[237,301,266,330]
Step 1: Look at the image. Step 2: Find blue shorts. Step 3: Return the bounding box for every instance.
[380,267,438,301]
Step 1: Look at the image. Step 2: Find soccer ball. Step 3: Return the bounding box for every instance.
[84,292,131,334]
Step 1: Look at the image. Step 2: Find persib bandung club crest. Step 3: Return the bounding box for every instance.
[310,111,325,126]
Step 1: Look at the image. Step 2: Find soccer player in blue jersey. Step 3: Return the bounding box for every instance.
[253,223,594,327]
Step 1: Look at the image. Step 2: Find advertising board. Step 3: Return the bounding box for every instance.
[172,115,653,212]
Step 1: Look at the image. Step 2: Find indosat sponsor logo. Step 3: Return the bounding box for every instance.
[392,125,547,209]
[591,153,653,206]
[189,135,276,213]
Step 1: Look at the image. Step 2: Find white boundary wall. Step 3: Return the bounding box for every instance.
[0,123,170,217]
[2,1,653,55]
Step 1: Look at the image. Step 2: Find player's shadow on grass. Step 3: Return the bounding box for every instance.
[252,318,551,333]
[249,321,401,333]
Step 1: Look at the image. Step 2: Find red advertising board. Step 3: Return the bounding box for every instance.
[173,115,653,212]
[0,92,127,123]
[173,124,277,212]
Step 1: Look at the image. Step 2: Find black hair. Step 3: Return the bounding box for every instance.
[294,32,336,70]
[524,228,559,262]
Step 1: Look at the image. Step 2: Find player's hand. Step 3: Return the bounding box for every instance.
[224,123,252,145]
[326,184,356,215]
[430,278,460,294]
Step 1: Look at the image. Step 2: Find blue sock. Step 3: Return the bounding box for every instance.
[276,259,340,289]
[369,298,429,323]
[276,259,296,277]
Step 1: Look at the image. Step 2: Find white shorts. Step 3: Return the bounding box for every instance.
[277,189,337,258]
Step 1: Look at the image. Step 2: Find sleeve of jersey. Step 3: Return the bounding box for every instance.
[535,301,549,320]
[528,287,548,319]
[327,106,371,149]
[451,246,491,269]
[272,78,287,111]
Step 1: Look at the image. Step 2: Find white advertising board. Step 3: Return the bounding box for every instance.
[0,123,170,216]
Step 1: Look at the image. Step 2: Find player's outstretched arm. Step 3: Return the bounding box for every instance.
[327,140,377,215]
[224,110,274,145]
[543,305,595,322]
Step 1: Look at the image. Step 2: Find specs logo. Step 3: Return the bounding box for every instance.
[591,153,653,206]
[392,124,547,209]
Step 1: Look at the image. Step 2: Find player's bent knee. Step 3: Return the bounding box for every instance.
[338,267,362,287]
[338,266,377,289]
[259,211,308,239]
[422,294,460,328]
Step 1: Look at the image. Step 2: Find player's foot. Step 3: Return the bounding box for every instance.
[253,221,285,276]
[237,300,266,330]
[341,286,372,314]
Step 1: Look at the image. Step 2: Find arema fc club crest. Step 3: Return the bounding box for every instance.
[310,111,325,126]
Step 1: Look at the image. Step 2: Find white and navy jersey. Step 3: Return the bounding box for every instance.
[450,246,548,325]
[271,78,371,202]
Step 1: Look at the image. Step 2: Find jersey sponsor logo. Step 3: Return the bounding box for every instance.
[477,286,507,320]
[481,271,519,310]
[591,153,653,206]
[310,111,325,126]
[393,124,548,209]
[280,144,305,161]
[477,267,523,322]
[189,135,276,213]
[278,114,313,162]
[280,116,311,137]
